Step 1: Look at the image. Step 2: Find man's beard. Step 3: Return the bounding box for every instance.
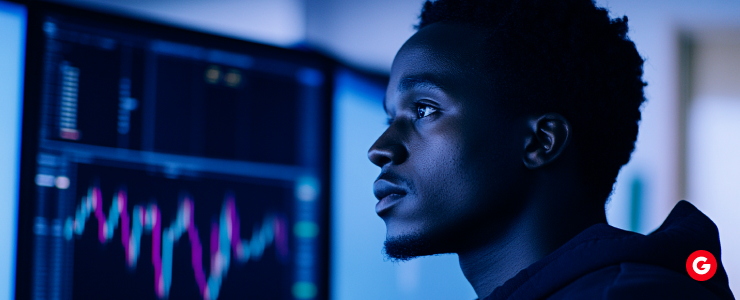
[383,232,438,262]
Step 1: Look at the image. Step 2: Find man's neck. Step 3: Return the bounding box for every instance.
[457,194,607,299]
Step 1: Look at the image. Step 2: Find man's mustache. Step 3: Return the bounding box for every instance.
[376,169,415,191]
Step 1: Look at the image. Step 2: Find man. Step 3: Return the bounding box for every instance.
[368,0,734,299]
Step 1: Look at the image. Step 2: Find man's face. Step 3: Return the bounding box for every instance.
[368,23,526,258]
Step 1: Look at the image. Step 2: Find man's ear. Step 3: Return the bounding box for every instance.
[523,113,571,169]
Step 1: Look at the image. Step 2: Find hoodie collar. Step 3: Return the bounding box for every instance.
[483,201,733,300]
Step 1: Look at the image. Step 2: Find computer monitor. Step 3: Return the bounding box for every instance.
[17,3,331,299]
[0,1,26,299]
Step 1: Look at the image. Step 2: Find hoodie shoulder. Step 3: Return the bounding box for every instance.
[547,262,720,300]
[485,201,734,300]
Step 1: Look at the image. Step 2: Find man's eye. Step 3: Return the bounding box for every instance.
[417,104,437,119]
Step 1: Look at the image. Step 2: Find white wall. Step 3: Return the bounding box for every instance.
[49,0,307,47]
[305,0,424,73]
[687,28,740,294]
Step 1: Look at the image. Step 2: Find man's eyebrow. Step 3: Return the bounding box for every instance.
[383,76,446,115]
[398,76,446,92]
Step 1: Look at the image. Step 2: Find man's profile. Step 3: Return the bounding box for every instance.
[368,0,735,299]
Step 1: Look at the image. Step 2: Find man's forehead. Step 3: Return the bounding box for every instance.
[390,23,490,84]
[385,25,490,112]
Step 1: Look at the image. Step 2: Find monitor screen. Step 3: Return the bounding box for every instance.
[17,3,330,300]
[0,1,26,299]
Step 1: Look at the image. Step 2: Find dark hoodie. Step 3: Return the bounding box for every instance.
[482,200,735,300]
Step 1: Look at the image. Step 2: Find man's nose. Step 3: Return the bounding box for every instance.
[368,123,408,167]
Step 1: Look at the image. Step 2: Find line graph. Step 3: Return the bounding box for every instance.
[63,184,289,300]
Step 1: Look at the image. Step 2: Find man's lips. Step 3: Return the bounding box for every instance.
[374,179,408,216]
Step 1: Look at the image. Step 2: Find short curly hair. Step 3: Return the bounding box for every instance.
[418,0,647,205]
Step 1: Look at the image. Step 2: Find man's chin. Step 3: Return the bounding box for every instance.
[383,232,437,262]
